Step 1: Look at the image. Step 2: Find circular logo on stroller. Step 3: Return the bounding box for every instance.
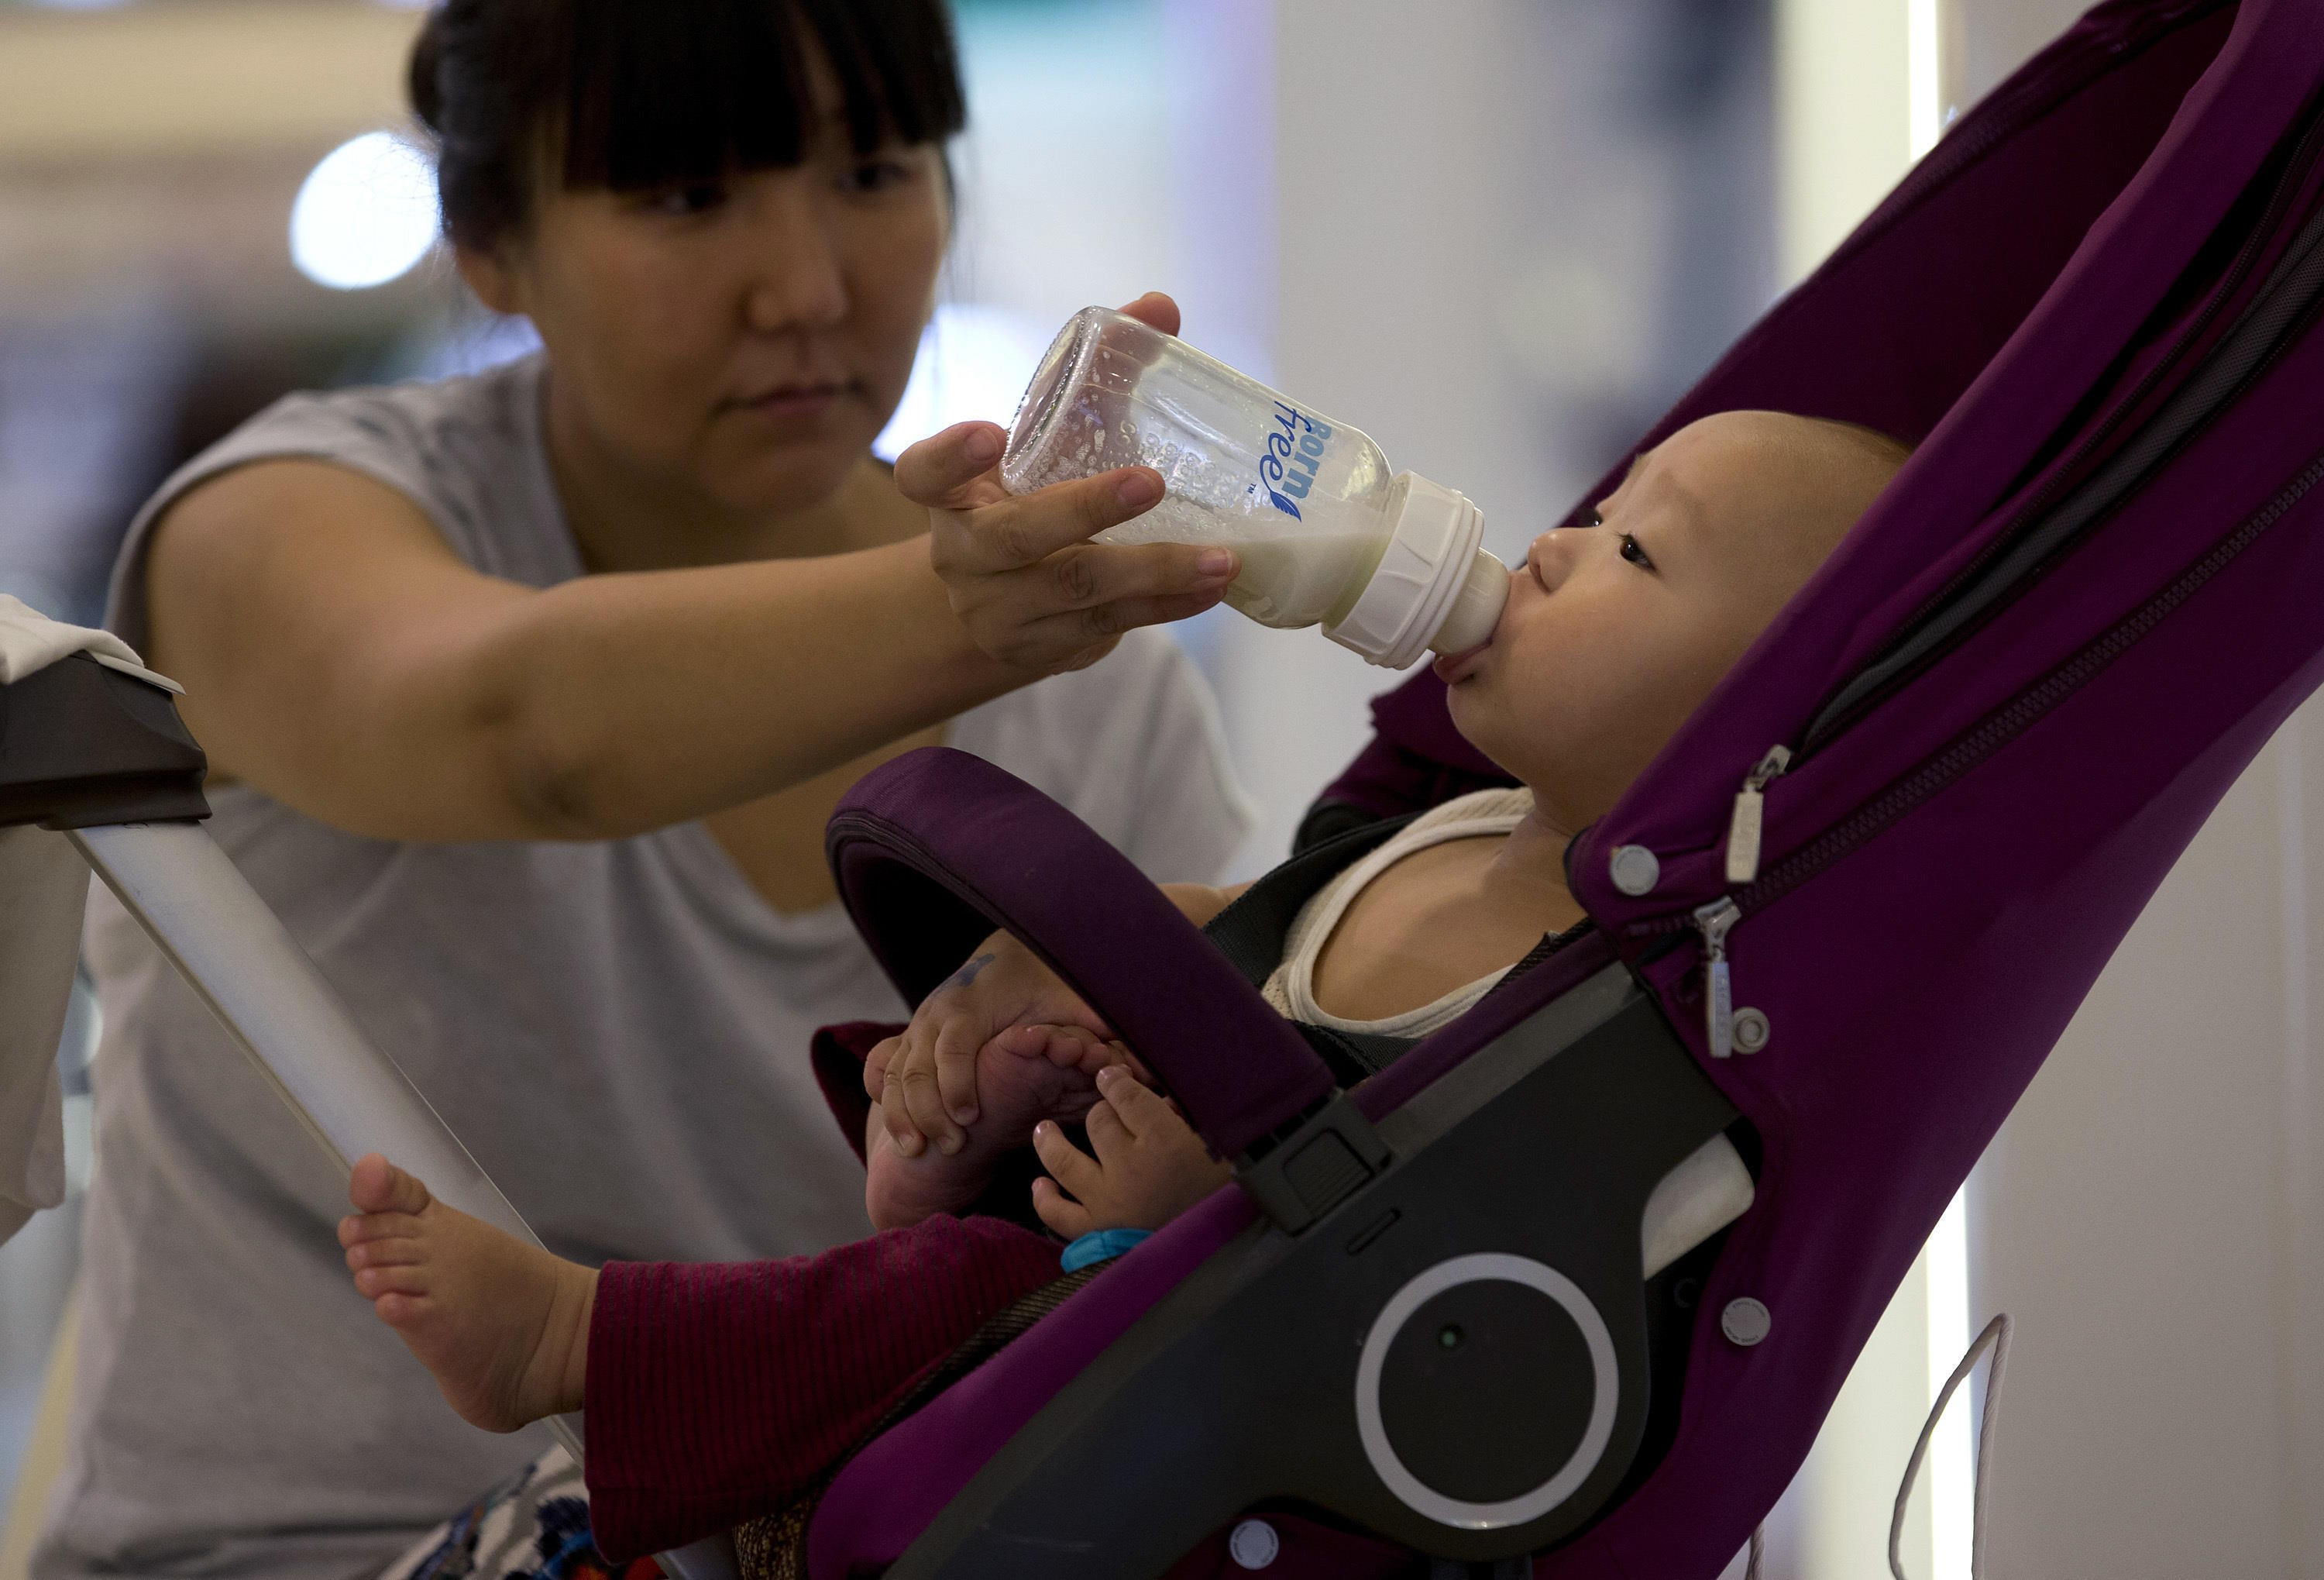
[1353,1253,1618,1530]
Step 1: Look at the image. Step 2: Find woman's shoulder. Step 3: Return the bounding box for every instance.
[174,355,547,501]
[109,356,568,646]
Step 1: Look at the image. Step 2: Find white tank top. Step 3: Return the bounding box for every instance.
[1263,787,1537,1038]
[39,356,1253,1580]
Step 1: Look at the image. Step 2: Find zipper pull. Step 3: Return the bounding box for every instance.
[1694,898,1741,1058]
[1724,745,1793,885]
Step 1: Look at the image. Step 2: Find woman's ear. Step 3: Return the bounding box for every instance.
[453,243,524,318]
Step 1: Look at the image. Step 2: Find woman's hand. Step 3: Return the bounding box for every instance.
[897,293,1241,674]
[865,929,1115,1158]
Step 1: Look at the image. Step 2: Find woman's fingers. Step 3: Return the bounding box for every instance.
[932,469,1167,578]
[1116,291,1181,337]
[894,422,1009,510]
[1031,1176,1095,1240]
[1033,1119,1105,1202]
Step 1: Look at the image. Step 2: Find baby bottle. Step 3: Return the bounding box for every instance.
[1000,307,1508,668]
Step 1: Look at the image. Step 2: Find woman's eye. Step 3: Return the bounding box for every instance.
[841,159,913,195]
[1586,510,1604,528]
[1620,533,1655,569]
[643,182,730,217]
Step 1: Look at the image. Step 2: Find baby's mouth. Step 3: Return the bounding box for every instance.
[1432,639,1490,685]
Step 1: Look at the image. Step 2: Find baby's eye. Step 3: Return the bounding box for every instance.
[1586,510,1604,528]
[1619,533,1655,570]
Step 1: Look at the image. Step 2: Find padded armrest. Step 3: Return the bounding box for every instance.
[827,749,1335,1158]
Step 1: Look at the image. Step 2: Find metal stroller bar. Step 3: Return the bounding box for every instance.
[0,652,738,1580]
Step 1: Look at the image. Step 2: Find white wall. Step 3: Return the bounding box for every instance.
[1206,0,1775,873]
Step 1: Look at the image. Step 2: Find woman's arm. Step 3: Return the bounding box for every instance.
[145,448,1226,843]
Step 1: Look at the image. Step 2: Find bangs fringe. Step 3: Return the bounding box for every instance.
[560,0,966,193]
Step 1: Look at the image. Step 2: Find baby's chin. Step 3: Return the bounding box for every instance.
[1442,680,1521,783]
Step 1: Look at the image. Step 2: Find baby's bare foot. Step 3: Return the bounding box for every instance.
[339,1154,595,1434]
[865,1028,1124,1230]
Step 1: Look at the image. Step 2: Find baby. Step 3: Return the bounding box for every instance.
[337,409,1906,1548]
[854,406,1910,1240]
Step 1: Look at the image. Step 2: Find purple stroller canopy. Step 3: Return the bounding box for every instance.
[820,1,2324,1574]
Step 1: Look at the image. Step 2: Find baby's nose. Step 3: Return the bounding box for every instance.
[1528,528,1576,590]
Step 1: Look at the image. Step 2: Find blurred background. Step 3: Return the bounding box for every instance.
[10,3,2324,1578]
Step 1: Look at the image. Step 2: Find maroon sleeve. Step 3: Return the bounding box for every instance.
[582,1215,1062,1561]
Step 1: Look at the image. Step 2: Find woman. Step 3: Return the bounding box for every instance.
[32,4,1248,1578]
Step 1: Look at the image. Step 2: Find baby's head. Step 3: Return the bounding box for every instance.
[1441,409,1909,831]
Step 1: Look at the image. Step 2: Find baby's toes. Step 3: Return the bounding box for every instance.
[349,1154,432,1217]
[354,1263,428,1302]
[344,1234,425,1272]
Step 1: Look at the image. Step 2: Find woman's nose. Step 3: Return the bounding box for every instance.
[741,186,849,334]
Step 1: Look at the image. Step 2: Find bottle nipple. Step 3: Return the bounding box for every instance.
[1324,473,1499,669]
[1428,549,1509,657]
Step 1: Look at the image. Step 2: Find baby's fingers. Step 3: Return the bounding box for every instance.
[931,1017,983,1129]
[1033,1119,1105,1204]
[880,1069,930,1159]
[1093,1064,1185,1143]
[1031,1176,1096,1240]
[863,1035,902,1103]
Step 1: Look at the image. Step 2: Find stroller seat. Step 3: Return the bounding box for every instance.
[799,1,2324,1573]
[806,759,1761,1575]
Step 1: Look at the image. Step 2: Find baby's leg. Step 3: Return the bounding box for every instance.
[865,1027,1125,1231]
[339,1155,596,1434]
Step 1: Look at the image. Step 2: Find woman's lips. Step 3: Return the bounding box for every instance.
[737,381,848,422]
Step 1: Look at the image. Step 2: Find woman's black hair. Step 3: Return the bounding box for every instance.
[410,0,967,252]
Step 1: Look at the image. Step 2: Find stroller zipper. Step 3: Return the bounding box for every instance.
[1724,745,1793,885]
[1693,899,1741,1057]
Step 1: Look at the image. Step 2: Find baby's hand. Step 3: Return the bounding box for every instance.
[1030,1065,1232,1238]
[865,1027,1129,1231]
[867,930,1111,1158]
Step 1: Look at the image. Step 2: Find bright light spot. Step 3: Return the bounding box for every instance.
[1908,0,1944,160]
[874,305,1055,463]
[290,132,441,291]
[1927,1186,1972,1580]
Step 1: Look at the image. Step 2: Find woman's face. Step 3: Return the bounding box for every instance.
[464,77,947,515]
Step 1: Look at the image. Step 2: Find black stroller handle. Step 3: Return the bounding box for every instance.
[826,747,1337,1160]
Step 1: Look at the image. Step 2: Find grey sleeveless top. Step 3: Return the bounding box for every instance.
[34,356,1252,1580]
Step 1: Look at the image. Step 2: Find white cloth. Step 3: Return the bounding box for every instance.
[0,827,84,1248]
[1263,787,1538,1037]
[0,600,117,1248]
[0,594,139,685]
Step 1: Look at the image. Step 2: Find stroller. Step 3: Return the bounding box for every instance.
[8,0,2324,1572]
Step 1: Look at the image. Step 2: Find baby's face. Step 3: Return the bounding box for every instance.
[1440,411,1900,833]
